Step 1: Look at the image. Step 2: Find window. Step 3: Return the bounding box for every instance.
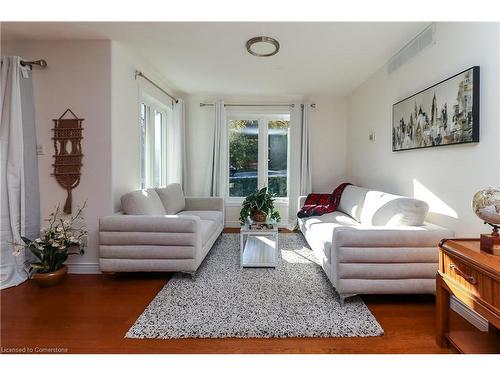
[228,119,259,197]
[140,95,169,188]
[227,113,290,199]
[267,119,289,197]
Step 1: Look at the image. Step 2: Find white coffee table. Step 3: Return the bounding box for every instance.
[240,220,278,268]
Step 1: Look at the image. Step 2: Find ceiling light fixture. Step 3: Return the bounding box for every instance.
[246,36,280,57]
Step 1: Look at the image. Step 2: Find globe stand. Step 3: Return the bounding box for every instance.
[480,223,500,254]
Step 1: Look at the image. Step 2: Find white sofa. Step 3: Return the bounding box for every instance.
[298,185,454,304]
[99,183,223,274]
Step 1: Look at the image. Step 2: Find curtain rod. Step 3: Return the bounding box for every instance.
[135,70,178,103]
[1,59,48,69]
[199,103,316,108]
[21,59,47,68]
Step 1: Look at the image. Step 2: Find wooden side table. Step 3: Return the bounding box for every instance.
[436,239,500,353]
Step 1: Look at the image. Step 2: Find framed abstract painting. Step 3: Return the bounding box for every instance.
[392,66,480,151]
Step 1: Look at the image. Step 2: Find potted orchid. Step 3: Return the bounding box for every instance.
[14,202,87,287]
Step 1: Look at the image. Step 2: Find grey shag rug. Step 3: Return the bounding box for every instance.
[126,233,384,339]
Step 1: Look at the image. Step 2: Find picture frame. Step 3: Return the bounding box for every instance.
[392,66,480,152]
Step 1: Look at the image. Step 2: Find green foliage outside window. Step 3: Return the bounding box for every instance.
[229,120,258,172]
[228,119,289,198]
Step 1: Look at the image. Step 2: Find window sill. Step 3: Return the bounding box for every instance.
[225,198,289,207]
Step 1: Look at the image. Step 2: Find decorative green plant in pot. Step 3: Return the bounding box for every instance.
[14,202,88,288]
[239,187,281,224]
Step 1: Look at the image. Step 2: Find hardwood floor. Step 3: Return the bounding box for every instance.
[0,272,452,354]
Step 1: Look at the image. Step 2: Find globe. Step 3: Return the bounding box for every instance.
[472,187,500,226]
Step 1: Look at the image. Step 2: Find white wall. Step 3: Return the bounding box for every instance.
[346,22,500,236]
[1,40,113,272]
[186,94,348,225]
[308,95,348,192]
[110,41,181,211]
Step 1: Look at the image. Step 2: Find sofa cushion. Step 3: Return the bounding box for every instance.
[332,222,454,248]
[299,211,359,263]
[338,185,369,222]
[337,246,439,263]
[178,210,223,225]
[100,245,196,259]
[359,190,429,226]
[121,189,166,215]
[156,183,186,214]
[337,263,438,279]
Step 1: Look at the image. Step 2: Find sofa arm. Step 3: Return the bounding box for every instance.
[99,214,200,233]
[298,196,307,209]
[332,222,454,248]
[184,197,224,211]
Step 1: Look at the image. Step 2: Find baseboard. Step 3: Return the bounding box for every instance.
[450,295,488,332]
[66,262,101,274]
[224,221,242,228]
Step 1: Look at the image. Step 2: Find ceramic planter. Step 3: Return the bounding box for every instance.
[32,265,68,288]
[251,209,267,222]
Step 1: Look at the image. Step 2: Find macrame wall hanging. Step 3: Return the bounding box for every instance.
[51,109,84,214]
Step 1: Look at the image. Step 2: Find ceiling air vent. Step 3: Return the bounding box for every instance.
[387,23,435,74]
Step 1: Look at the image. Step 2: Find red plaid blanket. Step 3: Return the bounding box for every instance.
[297,183,352,218]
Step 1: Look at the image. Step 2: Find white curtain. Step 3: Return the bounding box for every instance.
[299,104,312,194]
[209,101,226,197]
[0,56,40,289]
[288,103,312,226]
[168,98,187,189]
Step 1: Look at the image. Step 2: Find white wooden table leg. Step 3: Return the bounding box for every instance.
[240,232,244,269]
[275,232,278,268]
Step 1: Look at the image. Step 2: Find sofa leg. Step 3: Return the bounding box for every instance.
[184,271,196,280]
[339,294,356,306]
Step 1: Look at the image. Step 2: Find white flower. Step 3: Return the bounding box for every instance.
[35,238,42,243]
[52,242,60,248]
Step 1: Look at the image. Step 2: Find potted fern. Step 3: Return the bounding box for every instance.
[239,187,281,224]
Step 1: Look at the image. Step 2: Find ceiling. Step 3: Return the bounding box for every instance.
[1,22,428,96]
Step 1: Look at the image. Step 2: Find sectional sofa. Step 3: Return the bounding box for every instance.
[298,185,454,304]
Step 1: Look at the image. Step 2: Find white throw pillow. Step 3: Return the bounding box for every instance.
[360,190,429,226]
[156,183,186,215]
[121,189,166,215]
[338,185,369,222]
